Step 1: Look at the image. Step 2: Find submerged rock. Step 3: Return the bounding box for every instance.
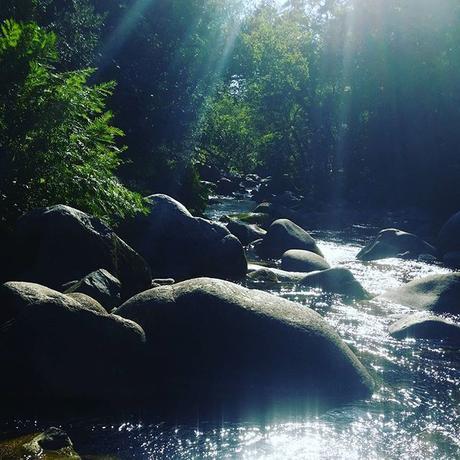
[380,273,460,314]
[226,219,266,246]
[6,205,151,300]
[115,278,374,404]
[357,228,437,261]
[257,219,323,259]
[389,314,460,342]
[0,282,146,403]
[64,268,121,312]
[119,194,247,281]
[281,249,330,273]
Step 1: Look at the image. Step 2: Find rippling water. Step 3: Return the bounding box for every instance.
[2,198,459,459]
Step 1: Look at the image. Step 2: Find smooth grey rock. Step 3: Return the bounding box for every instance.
[389,314,460,342]
[64,269,121,312]
[357,228,437,261]
[300,268,371,300]
[8,205,151,300]
[119,194,247,281]
[257,219,323,259]
[0,282,146,402]
[281,249,330,273]
[227,219,266,246]
[379,273,460,314]
[115,278,374,404]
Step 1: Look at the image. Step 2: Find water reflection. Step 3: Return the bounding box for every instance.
[2,209,459,459]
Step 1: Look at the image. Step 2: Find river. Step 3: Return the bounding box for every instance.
[2,197,459,459]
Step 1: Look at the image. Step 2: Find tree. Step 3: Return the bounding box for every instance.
[0,19,145,227]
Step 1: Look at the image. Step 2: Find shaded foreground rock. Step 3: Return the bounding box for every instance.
[119,194,247,280]
[389,314,460,342]
[257,219,323,259]
[281,249,330,273]
[5,205,151,300]
[0,282,146,403]
[357,228,437,261]
[64,268,121,312]
[379,273,460,314]
[115,278,374,404]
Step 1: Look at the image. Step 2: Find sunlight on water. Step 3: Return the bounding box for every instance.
[3,200,459,459]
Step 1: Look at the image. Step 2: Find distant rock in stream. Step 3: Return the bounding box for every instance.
[357,228,438,261]
[281,249,330,273]
[247,264,370,300]
[389,314,460,342]
[379,273,460,315]
[257,218,323,259]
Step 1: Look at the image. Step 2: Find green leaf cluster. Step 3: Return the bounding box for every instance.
[0,20,146,226]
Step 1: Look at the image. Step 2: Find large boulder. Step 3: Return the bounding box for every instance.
[64,269,122,312]
[6,205,151,300]
[226,219,266,246]
[379,273,460,315]
[357,228,437,261]
[257,219,323,259]
[281,249,330,273]
[389,314,460,342]
[115,278,374,404]
[0,282,146,403]
[438,211,460,255]
[119,194,247,280]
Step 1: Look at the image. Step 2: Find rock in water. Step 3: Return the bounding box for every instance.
[257,219,323,259]
[0,282,146,403]
[357,228,437,261]
[389,314,460,342]
[379,273,460,314]
[226,219,266,246]
[64,268,121,312]
[300,268,371,300]
[438,210,460,255]
[119,194,247,280]
[115,278,374,404]
[7,205,151,300]
[281,249,330,273]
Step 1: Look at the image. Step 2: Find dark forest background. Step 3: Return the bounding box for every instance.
[1,0,459,226]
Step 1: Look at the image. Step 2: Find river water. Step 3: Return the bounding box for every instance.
[2,198,459,459]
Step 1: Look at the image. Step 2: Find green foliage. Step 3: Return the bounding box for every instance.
[0,0,104,69]
[0,20,146,226]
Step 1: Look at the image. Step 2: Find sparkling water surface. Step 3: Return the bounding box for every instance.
[2,198,459,459]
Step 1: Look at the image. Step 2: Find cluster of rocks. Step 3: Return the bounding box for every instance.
[0,194,375,412]
[1,174,459,413]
